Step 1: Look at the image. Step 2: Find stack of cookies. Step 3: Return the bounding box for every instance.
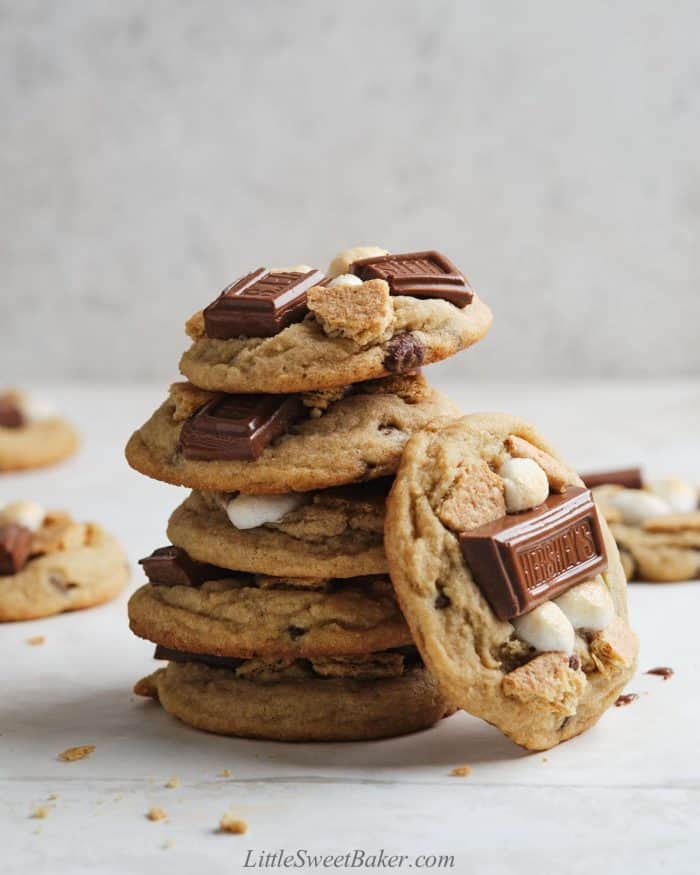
[126,247,492,741]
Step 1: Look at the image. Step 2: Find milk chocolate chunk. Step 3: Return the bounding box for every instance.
[581,468,643,489]
[0,396,24,429]
[203,268,324,338]
[154,644,244,671]
[383,333,426,372]
[179,394,304,461]
[350,250,473,307]
[139,546,231,587]
[459,487,608,621]
[0,523,33,575]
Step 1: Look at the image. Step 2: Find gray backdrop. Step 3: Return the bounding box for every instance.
[2,0,699,381]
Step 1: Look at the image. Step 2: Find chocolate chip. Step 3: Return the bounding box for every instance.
[434,591,451,609]
[568,655,580,671]
[383,333,426,373]
[49,573,76,592]
[288,625,306,639]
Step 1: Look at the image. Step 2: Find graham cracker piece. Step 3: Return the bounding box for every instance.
[501,652,586,717]
[307,279,394,346]
[505,435,577,493]
[185,310,206,340]
[219,814,247,834]
[31,514,87,555]
[169,381,216,421]
[437,463,506,532]
[57,744,95,762]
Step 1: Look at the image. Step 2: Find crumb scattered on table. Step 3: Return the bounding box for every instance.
[162,838,173,850]
[450,765,471,777]
[58,744,95,762]
[219,769,233,777]
[31,805,51,819]
[165,777,180,789]
[26,635,45,646]
[47,792,59,801]
[219,813,247,834]
[147,807,168,822]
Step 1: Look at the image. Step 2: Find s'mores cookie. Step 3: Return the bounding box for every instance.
[0,390,78,471]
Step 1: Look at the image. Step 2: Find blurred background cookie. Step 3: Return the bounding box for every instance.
[0,389,78,471]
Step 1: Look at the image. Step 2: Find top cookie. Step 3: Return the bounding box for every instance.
[179,246,493,394]
[385,413,639,751]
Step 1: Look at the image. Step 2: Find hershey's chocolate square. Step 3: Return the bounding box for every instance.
[459,487,608,621]
[204,268,324,338]
[350,251,473,307]
[0,523,33,575]
[139,546,231,587]
[179,393,304,461]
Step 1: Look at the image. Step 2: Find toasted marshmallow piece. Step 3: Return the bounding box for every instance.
[327,246,388,278]
[325,273,363,288]
[512,602,575,654]
[270,264,315,274]
[0,500,46,532]
[498,457,550,513]
[608,489,670,525]
[554,581,614,632]
[226,493,305,530]
[16,393,57,422]
[648,479,698,515]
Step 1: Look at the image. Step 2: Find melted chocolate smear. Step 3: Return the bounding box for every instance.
[568,655,580,671]
[645,666,674,680]
[614,693,639,707]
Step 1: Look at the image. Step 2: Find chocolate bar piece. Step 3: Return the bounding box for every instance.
[154,644,245,671]
[179,393,304,462]
[0,523,33,575]
[581,468,643,490]
[139,546,232,587]
[0,395,24,429]
[350,251,473,307]
[204,268,324,338]
[459,487,608,621]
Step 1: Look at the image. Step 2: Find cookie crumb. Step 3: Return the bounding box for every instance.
[164,777,180,789]
[162,838,174,850]
[26,635,45,646]
[218,769,233,778]
[541,757,548,763]
[58,744,95,762]
[219,813,247,834]
[147,807,168,822]
[47,792,59,801]
[31,805,51,819]
[450,765,471,778]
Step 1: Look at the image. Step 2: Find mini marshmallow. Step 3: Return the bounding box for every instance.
[226,493,305,530]
[16,393,57,422]
[648,479,698,515]
[270,264,315,274]
[325,274,363,288]
[327,246,388,278]
[608,489,670,525]
[554,581,614,632]
[498,457,550,513]
[0,500,45,532]
[512,602,575,654]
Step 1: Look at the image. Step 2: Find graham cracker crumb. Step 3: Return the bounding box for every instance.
[219,769,233,778]
[26,635,45,646]
[219,813,247,834]
[307,279,393,346]
[163,838,174,850]
[450,765,471,778]
[31,805,52,819]
[58,744,95,762]
[47,793,59,801]
[165,777,180,789]
[147,807,168,822]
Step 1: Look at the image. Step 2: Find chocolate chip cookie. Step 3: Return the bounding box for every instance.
[385,413,638,751]
[0,390,78,471]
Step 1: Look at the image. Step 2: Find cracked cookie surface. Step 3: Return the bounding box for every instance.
[168,484,388,578]
[128,573,411,658]
[135,654,451,741]
[0,514,129,621]
[385,413,638,751]
[125,374,459,493]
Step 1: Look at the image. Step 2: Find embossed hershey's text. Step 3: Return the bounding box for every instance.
[517,519,597,592]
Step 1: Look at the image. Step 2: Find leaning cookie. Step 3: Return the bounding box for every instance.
[582,469,700,582]
[179,247,493,394]
[0,500,129,621]
[0,390,78,472]
[385,414,639,751]
[129,546,411,658]
[167,482,388,579]
[135,647,451,742]
[125,374,459,494]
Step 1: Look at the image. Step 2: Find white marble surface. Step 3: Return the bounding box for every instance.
[2,0,700,381]
[1,378,699,874]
